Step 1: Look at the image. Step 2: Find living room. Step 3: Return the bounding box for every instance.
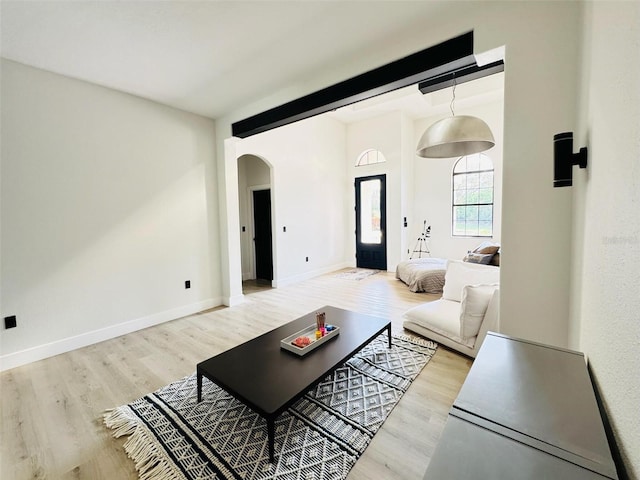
[1,1,638,479]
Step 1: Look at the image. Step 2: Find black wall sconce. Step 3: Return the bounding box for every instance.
[554,132,588,187]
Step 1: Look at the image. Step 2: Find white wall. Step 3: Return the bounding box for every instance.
[412,97,504,260]
[477,2,581,348]
[572,2,640,477]
[237,154,271,280]
[236,115,349,286]
[400,113,417,264]
[0,60,220,370]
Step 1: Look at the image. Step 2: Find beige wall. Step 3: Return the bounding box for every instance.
[572,2,640,477]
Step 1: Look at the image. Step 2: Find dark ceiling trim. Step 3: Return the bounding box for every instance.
[418,60,504,95]
[232,31,476,139]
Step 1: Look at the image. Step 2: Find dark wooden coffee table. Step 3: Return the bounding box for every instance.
[196,305,391,462]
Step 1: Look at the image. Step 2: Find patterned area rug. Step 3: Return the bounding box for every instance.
[104,333,436,480]
[332,269,380,281]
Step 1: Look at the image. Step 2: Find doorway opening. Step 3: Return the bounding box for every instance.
[252,188,273,283]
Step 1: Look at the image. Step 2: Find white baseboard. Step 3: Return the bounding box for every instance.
[0,298,222,372]
[273,261,351,288]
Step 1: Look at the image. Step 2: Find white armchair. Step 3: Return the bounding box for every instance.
[402,260,500,358]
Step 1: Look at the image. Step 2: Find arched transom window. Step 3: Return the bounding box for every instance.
[452,153,494,237]
[356,149,387,166]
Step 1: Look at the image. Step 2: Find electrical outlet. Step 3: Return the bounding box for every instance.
[4,315,17,329]
[185,280,191,289]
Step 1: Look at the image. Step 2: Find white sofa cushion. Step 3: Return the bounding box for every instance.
[442,260,500,302]
[403,299,474,348]
[460,284,499,339]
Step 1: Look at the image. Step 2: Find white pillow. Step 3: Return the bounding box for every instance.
[460,284,498,339]
[442,260,500,302]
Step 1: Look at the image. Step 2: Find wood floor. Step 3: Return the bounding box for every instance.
[1,270,472,480]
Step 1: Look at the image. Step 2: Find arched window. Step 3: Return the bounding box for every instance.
[356,149,387,166]
[452,153,494,237]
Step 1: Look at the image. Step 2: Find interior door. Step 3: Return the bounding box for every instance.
[253,189,273,281]
[355,174,387,270]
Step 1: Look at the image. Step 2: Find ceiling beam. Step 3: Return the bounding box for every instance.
[232,31,476,138]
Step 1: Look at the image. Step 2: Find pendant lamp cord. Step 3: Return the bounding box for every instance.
[450,76,457,117]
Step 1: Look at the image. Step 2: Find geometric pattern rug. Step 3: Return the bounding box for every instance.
[104,333,437,480]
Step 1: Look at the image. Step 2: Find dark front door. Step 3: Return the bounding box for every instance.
[253,189,273,281]
[355,174,387,270]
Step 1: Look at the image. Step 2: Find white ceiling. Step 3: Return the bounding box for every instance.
[1,1,503,122]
